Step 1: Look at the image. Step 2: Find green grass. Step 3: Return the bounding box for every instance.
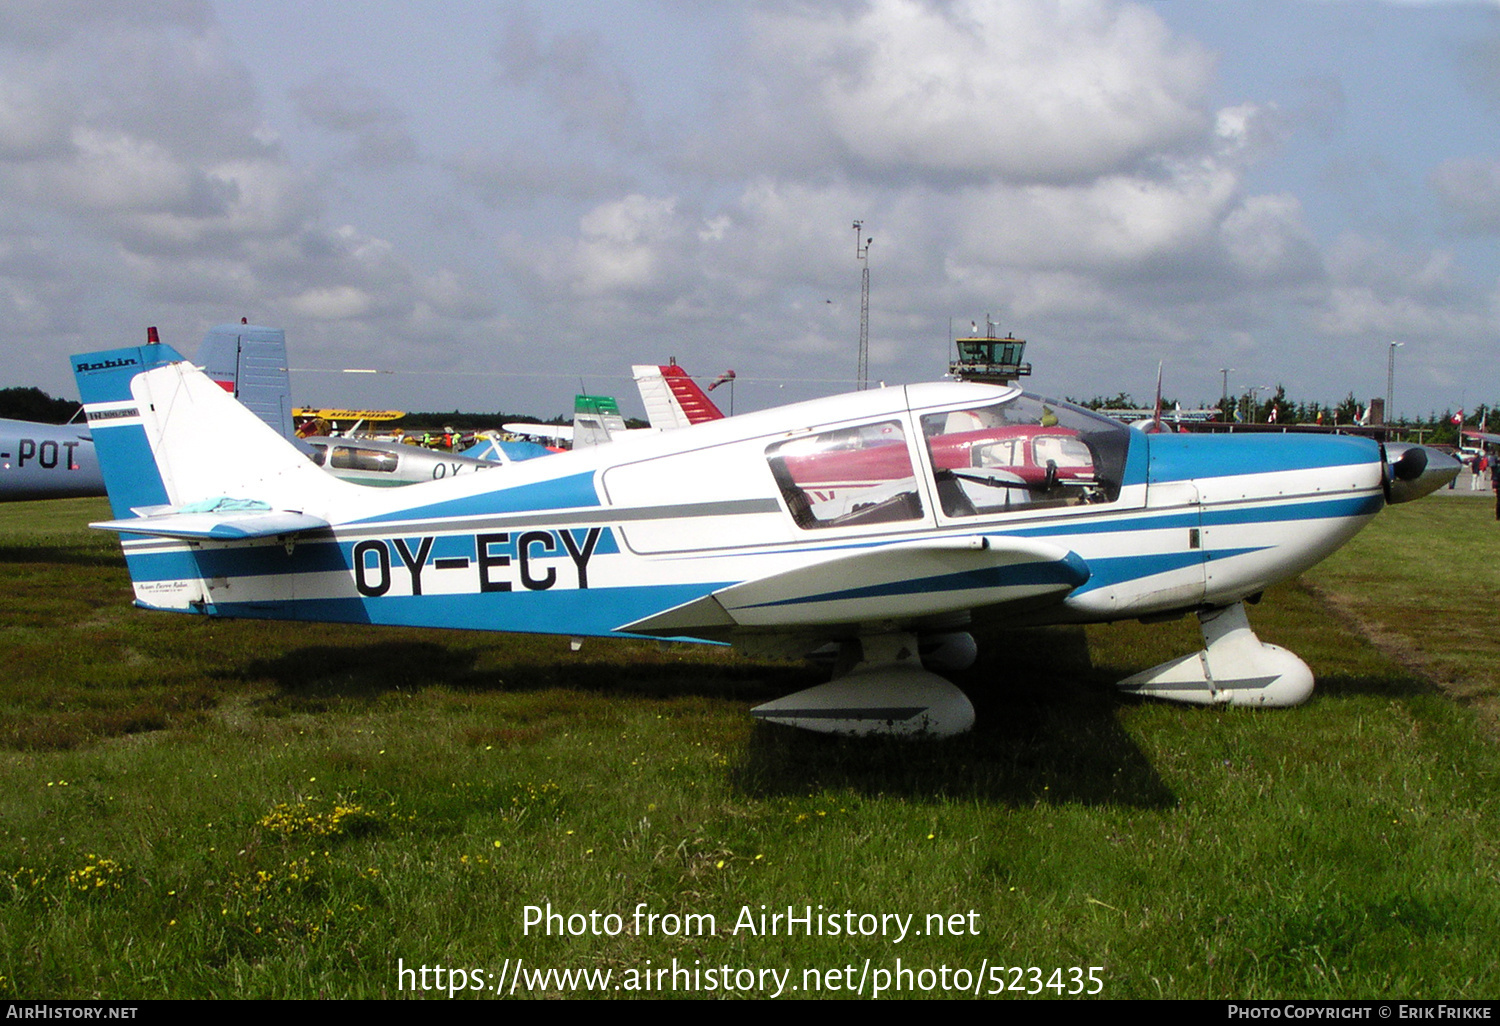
[0,497,1497,998]
[1307,496,1500,722]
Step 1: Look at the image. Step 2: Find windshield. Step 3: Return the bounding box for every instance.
[920,394,1129,517]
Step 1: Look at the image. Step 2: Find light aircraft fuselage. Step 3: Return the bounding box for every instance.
[0,418,101,501]
[72,342,1456,735]
[302,436,500,487]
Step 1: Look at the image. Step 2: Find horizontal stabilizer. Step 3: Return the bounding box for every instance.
[619,534,1088,639]
[91,508,329,541]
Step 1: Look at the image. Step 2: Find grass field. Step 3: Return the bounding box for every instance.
[0,496,1497,999]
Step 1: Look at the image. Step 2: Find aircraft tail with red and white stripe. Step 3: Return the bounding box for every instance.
[632,363,725,430]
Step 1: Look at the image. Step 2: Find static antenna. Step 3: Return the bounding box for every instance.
[853,221,871,390]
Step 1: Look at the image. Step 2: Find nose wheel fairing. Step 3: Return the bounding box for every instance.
[1116,601,1314,707]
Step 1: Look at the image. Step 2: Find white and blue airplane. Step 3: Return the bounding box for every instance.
[72,340,1457,737]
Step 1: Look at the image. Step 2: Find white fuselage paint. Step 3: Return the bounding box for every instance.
[95,375,1386,644]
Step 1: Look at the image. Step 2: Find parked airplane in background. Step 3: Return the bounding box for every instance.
[73,340,1457,737]
[502,420,573,447]
[0,418,100,501]
[505,364,729,448]
[302,436,502,486]
[1118,407,1218,432]
[462,434,555,464]
[199,322,295,440]
[6,322,575,500]
[294,407,407,440]
[571,394,630,448]
[505,393,643,449]
[633,362,726,429]
[1102,364,1219,434]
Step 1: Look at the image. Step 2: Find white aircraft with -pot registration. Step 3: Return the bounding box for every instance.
[72,338,1458,737]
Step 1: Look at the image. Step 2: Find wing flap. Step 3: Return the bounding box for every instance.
[619,535,1089,639]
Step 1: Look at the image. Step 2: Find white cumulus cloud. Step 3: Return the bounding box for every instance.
[749,0,1213,181]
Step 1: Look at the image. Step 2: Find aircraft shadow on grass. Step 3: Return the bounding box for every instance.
[1305,669,1434,701]
[223,624,1178,808]
[214,614,1439,808]
[733,624,1177,808]
[223,636,817,710]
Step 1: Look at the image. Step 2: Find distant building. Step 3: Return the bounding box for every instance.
[949,321,1031,386]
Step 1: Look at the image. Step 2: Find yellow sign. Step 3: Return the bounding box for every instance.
[294,408,406,421]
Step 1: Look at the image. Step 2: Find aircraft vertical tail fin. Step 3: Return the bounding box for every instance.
[1150,361,1164,433]
[196,323,296,441]
[572,394,628,448]
[632,363,725,430]
[73,336,349,521]
[72,343,183,518]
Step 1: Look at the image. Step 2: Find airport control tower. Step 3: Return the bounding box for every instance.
[949,318,1031,385]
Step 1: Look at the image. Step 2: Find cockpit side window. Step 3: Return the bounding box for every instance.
[767,420,924,529]
[329,446,399,473]
[920,395,1127,518]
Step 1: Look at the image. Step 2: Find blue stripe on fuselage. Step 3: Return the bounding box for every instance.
[194,583,729,640]
[1071,547,1264,594]
[993,492,1383,542]
[121,526,622,582]
[119,488,1378,590]
[738,552,1091,610]
[1145,432,1378,480]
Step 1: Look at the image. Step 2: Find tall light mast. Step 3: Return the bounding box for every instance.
[1387,341,1404,427]
[853,221,871,390]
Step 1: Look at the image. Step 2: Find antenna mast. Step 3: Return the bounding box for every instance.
[853,221,871,390]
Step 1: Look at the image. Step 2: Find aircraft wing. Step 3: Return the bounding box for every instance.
[91,506,330,541]
[618,534,1088,641]
[1463,429,1500,446]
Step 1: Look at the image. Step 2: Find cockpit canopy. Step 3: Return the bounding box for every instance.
[767,392,1130,529]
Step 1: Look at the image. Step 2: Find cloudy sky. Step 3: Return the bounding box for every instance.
[2,0,1498,421]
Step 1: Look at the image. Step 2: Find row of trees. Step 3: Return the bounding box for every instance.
[0,387,82,424]
[1078,386,1499,445]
